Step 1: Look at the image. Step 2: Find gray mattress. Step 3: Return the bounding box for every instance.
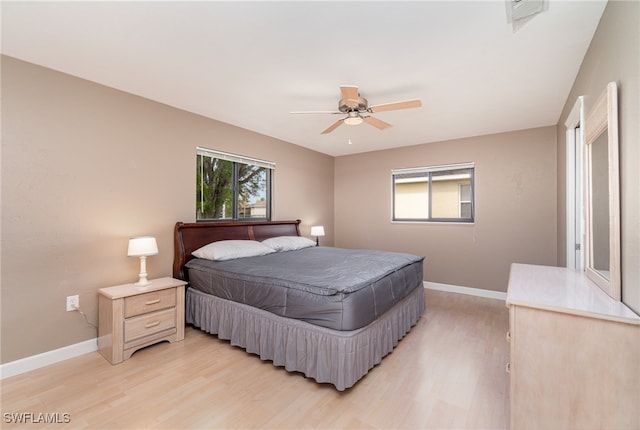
[185,246,424,331]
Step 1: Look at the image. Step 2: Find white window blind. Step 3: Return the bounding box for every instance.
[196,147,275,170]
[391,162,474,176]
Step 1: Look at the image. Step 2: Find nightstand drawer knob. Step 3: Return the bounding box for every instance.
[145,299,161,305]
[505,362,511,374]
[506,330,511,342]
[145,320,161,329]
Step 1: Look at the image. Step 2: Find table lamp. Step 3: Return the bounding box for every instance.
[310,226,325,246]
[127,236,159,287]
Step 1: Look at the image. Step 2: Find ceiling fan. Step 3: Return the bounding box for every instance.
[291,86,422,134]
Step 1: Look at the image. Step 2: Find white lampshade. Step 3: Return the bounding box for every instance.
[310,226,325,237]
[127,236,159,257]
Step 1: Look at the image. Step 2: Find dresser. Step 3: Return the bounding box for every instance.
[506,263,640,429]
[98,277,187,364]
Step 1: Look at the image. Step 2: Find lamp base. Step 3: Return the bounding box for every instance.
[134,256,152,288]
[134,278,152,288]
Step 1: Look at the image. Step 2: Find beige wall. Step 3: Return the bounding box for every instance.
[0,56,334,363]
[556,0,639,314]
[335,126,557,293]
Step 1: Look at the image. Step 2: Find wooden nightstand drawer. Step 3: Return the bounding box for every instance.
[124,289,176,318]
[124,307,176,343]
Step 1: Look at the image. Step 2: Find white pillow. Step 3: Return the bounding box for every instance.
[192,240,275,261]
[262,236,316,252]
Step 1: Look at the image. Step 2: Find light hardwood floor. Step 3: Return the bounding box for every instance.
[1,290,510,429]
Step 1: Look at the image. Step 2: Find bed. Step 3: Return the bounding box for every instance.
[173,219,425,391]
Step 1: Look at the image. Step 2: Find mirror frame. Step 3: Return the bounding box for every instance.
[584,82,621,300]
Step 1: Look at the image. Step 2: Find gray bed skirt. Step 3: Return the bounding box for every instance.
[186,284,425,391]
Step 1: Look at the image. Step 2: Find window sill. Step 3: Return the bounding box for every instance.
[391,220,475,226]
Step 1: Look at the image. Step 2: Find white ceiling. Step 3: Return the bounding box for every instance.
[1,1,607,157]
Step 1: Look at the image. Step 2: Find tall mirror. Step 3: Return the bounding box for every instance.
[584,82,621,300]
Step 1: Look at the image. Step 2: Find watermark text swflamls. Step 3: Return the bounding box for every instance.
[3,412,71,424]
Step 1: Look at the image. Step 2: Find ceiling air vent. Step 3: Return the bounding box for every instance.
[506,0,547,30]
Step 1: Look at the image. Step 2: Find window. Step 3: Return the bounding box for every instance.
[196,147,274,221]
[459,183,472,218]
[392,163,474,222]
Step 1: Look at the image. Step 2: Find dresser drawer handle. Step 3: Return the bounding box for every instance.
[506,331,511,342]
[505,362,511,374]
[145,320,161,329]
[145,299,161,306]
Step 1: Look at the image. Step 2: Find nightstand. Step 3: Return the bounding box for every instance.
[98,277,187,364]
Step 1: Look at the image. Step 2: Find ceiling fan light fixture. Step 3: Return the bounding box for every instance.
[343,117,363,126]
[343,112,363,126]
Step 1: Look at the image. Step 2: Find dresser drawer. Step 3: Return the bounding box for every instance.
[124,308,176,343]
[124,289,176,318]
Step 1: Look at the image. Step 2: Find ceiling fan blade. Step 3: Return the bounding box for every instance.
[340,86,360,108]
[321,118,344,134]
[363,116,392,130]
[369,99,422,113]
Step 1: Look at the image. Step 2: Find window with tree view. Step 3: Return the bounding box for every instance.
[392,163,474,222]
[196,147,274,221]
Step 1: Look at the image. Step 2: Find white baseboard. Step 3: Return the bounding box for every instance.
[424,281,507,301]
[0,338,97,380]
[1,282,504,379]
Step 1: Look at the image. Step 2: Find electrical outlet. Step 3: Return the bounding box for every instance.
[66,295,79,312]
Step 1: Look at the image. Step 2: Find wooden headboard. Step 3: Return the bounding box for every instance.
[173,219,302,281]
